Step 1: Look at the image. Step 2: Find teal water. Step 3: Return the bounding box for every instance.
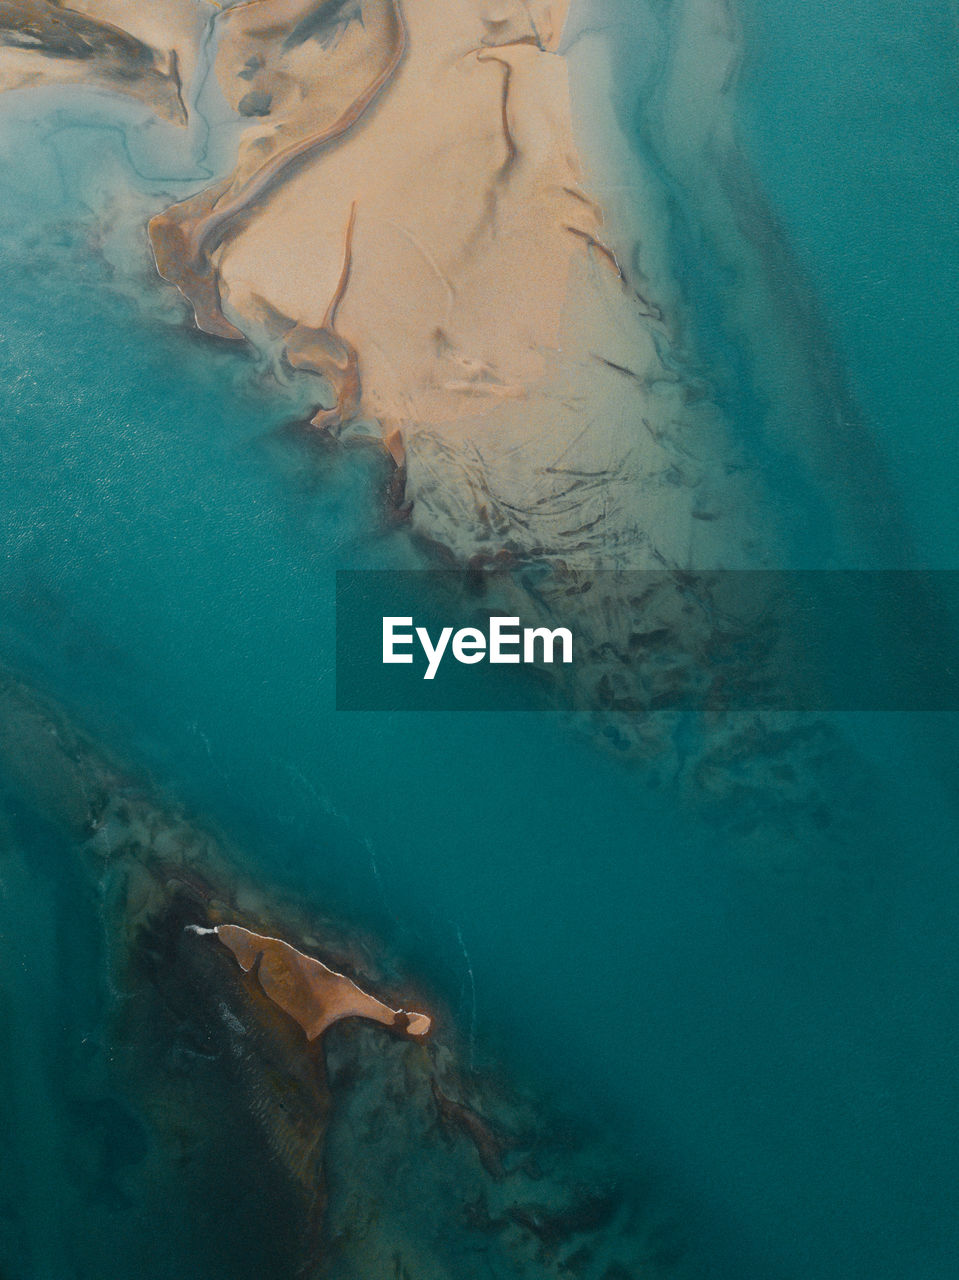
[736,0,959,567]
[1,4,959,1278]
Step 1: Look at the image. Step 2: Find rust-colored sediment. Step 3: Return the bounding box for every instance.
[213,922,432,1042]
[282,201,361,429]
[147,179,247,339]
[148,0,406,342]
[430,1077,508,1179]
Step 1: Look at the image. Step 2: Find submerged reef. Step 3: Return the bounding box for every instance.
[0,668,685,1278]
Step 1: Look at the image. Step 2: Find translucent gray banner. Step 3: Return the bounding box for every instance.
[335,570,959,712]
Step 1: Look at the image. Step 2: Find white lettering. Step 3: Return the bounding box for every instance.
[383,617,414,664]
[417,625,453,680]
[380,617,574,677]
[452,627,487,664]
[489,616,521,663]
[523,626,573,664]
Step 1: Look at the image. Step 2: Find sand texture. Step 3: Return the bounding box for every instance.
[0,0,766,571]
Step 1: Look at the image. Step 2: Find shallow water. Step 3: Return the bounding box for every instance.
[1,4,958,1278]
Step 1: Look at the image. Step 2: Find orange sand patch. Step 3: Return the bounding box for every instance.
[214,922,432,1042]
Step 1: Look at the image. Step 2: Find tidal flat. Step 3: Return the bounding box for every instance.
[1,2,958,1278]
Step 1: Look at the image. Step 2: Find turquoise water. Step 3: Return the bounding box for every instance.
[1,4,959,1277]
[736,0,959,566]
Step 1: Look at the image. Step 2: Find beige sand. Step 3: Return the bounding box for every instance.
[0,0,765,573]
